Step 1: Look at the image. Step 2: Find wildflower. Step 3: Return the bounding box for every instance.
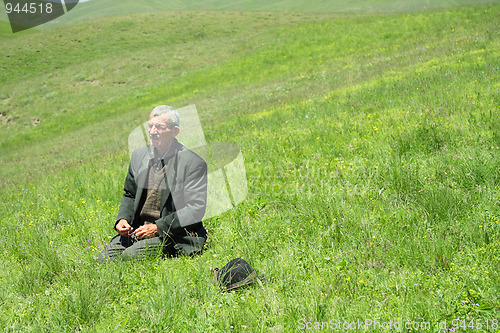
[461,300,466,305]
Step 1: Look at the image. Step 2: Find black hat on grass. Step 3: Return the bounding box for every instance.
[212,258,258,291]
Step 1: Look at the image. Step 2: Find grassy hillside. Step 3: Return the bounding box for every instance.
[2,0,500,28]
[0,2,499,332]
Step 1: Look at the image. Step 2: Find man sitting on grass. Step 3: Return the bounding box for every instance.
[96,105,208,262]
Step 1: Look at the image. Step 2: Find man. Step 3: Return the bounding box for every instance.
[96,105,208,262]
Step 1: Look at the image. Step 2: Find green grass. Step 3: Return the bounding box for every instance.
[3,0,500,28]
[0,2,499,332]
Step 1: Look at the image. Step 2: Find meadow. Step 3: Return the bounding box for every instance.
[0,1,499,332]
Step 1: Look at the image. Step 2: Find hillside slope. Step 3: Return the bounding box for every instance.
[1,0,500,29]
[0,4,498,332]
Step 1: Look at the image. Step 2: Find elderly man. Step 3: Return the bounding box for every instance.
[96,105,208,261]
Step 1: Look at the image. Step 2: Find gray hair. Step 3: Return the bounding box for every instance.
[150,105,180,128]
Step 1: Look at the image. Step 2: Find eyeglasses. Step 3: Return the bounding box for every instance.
[148,123,169,131]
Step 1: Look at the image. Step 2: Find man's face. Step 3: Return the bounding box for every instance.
[148,114,178,153]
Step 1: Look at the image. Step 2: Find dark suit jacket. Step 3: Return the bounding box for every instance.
[116,139,207,239]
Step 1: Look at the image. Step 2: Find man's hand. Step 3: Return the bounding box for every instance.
[116,219,133,237]
[133,224,159,240]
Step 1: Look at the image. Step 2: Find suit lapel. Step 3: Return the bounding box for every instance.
[160,141,180,209]
[133,147,154,214]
